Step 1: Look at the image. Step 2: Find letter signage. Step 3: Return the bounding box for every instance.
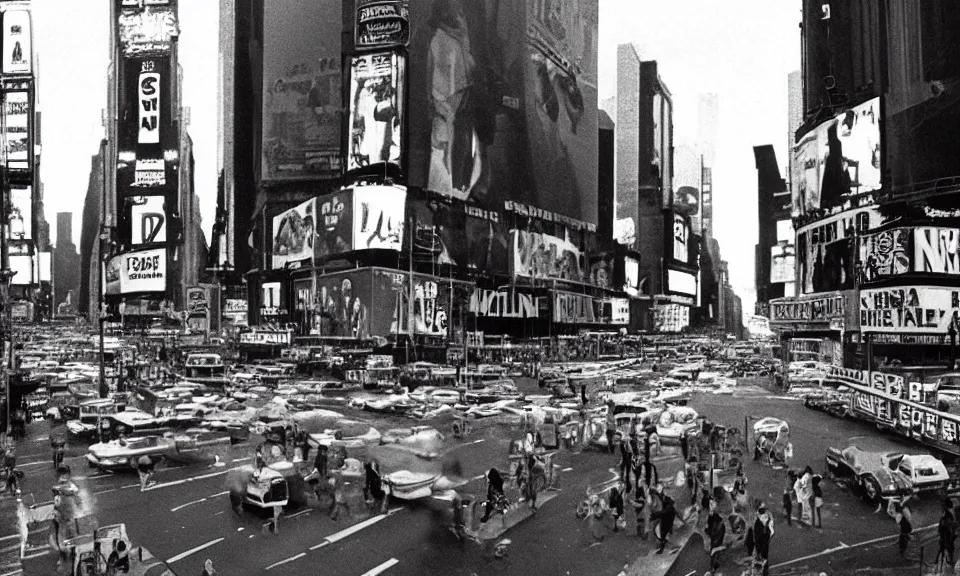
[138,71,160,144]
[860,286,960,334]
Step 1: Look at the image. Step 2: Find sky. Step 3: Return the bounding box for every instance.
[34,0,800,313]
[598,0,801,311]
[34,0,218,250]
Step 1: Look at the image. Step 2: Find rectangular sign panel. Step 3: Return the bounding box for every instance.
[117,1,178,57]
[914,227,960,275]
[4,90,28,171]
[667,268,696,296]
[347,51,403,171]
[261,0,343,180]
[469,288,542,319]
[316,190,353,259]
[130,195,166,245]
[653,303,689,333]
[355,0,409,50]
[352,185,405,251]
[511,229,586,283]
[860,286,960,334]
[797,205,881,294]
[553,291,595,324]
[770,243,796,283]
[119,248,166,293]
[771,292,846,323]
[624,257,640,297]
[7,186,30,240]
[857,227,910,283]
[138,70,160,144]
[9,254,29,285]
[2,8,32,75]
[672,213,689,263]
[271,197,316,269]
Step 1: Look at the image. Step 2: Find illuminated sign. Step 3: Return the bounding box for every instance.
[860,286,960,334]
[138,70,160,144]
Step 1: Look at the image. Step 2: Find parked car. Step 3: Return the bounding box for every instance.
[825,443,914,503]
[87,435,171,470]
[885,453,950,493]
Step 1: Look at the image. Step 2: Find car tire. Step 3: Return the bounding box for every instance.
[862,478,881,503]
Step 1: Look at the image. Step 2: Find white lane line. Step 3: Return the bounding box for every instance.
[166,537,225,564]
[361,558,399,576]
[171,498,207,513]
[309,508,402,550]
[122,484,140,490]
[284,509,310,520]
[0,534,19,543]
[562,467,573,472]
[18,461,49,468]
[234,457,252,462]
[472,474,486,481]
[265,552,306,571]
[148,467,240,490]
[471,439,485,444]
[770,523,936,569]
[93,489,116,496]
[209,490,230,498]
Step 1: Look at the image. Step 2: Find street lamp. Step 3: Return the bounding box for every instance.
[949,323,957,370]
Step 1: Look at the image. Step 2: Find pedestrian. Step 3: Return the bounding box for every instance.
[137,455,155,491]
[753,504,774,561]
[605,402,617,454]
[812,473,824,528]
[643,418,658,461]
[638,457,659,489]
[706,507,726,571]
[617,432,634,491]
[364,460,387,514]
[685,457,699,505]
[633,483,648,538]
[656,495,677,554]
[200,558,216,576]
[608,484,626,532]
[255,445,266,475]
[894,499,913,556]
[480,468,507,524]
[782,471,796,526]
[938,504,956,568]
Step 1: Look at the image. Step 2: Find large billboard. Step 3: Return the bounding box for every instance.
[407,197,509,272]
[116,0,178,57]
[129,195,167,246]
[4,89,29,172]
[1,7,32,75]
[857,227,910,283]
[771,243,796,284]
[347,51,404,171]
[791,97,881,217]
[860,286,960,335]
[355,0,410,50]
[407,0,599,227]
[671,213,689,264]
[118,56,175,200]
[109,248,167,294]
[272,197,316,270]
[653,303,689,333]
[7,186,30,240]
[510,229,586,283]
[858,226,960,283]
[261,0,343,181]
[352,185,405,251]
[796,205,882,294]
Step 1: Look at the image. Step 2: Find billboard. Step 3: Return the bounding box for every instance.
[653,303,689,333]
[261,0,343,180]
[315,270,382,337]
[623,256,640,297]
[674,186,699,217]
[129,196,167,245]
[791,97,881,217]
[38,252,50,282]
[861,286,960,334]
[796,205,882,294]
[510,229,586,283]
[133,158,165,187]
[407,0,599,227]
[186,286,208,314]
[118,248,166,293]
[138,68,160,144]
[672,213,689,263]
[4,90,29,172]
[667,268,696,297]
[554,291,594,324]
[7,186,30,240]
[352,185,405,251]
[2,8,31,75]
[407,198,509,272]
[386,271,456,337]
[355,0,410,50]
[469,288,542,319]
[857,227,960,283]
[915,227,960,275]
[223,299,248,327]
[316,190,353,259]
[118,56,175,198]
[347,51,404,171]
[9,254,29,286]
[272,197,316,270]
[857,227,910,283]
[117,0,178,57]
[770,243,796,284]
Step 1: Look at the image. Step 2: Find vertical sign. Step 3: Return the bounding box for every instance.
[2,8,31,75]
[138,66,160,144]
[4,90,29,171]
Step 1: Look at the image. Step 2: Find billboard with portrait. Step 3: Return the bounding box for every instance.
[347,51,403,171]
[316,190,354,259]
[407,198,508,272]
[272,198,316,270]
[314,269,386,337]
[674,186,699,217]
[796,205,882,294]
[672,213,689,264]
[791,97,881,217]
[129,195,167,246]
[356,0,410,50]
[406,0,599,227]
[118,56,175,196]
[770,243,796,284]
[262,0,342,180]
[860,286,960,334]
[4,90,28,172]
[352,185,405,251]
[510,229,586,283]
[118,248,166,294]
[857,227,910,283]
[2,7,31,75]
[623,256,640,297]
[7,186,30,240]
[116,0,178,57]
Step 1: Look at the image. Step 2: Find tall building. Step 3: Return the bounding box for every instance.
[53,212,80,313]
[753,145,791,318]
[615,44,641,249]
[786,70,802,188]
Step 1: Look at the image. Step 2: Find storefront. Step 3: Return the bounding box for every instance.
[769,290,859,367]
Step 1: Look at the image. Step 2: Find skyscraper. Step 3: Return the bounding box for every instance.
[787,70,803,189]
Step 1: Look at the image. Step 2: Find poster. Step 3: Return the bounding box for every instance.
[186,286,208,314]
[315,190,354,259]
[138,69,160,144]
[9,254,29,286]
[914,227,960,275]
[119,248,166,293]
[791,97,881,217]
[347,51,403,171]
[4,90,28,171]
[7,186,30,240]
[407,0,599,227]
[355,0,409,50]
[860,286,960,334]
[272,198,316,269]
[672,213,689,263]
[407,198,508,272]
[117,2,178,57]
[2,8,31,75]
[510,229,585,283]
[387,272,454,337]
[352,185,405,251]
[797,205,882,294]
[133,159,165,187]
[857,227,910,283]
[105,257,121,295]
[130,196,166,245]
[770,243,796,284]
[623,257,640,297]
[653,303,689,333]
[261,0,343,180]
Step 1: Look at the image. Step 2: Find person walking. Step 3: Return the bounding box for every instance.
[894,498,914,557]
[706,507,726,572]
[605,402,617,454]
[608,484,626,532]
[811,473,824,528]
[753,504,774,562]
[656,496,677,554]
[783,471,796,526]
[618,432,634,491]
[137,455,156,491]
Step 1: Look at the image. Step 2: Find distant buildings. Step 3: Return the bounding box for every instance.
[53,212,79,314]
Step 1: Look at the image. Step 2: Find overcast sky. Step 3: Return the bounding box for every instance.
[36,0,799,312]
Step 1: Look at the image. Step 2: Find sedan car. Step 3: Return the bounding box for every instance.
[826,443,914,503]
[885,453,950,493]
[87,435,172,470]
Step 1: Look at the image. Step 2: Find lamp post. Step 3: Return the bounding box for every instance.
[949,323,957,370]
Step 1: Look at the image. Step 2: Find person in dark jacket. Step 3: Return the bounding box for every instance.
[706,508,726,571]
[938,504,956,567]
[656,496,677,553]
[753,504,774,561]
[480,468,506,523]
[364,460,387,514]
[609,484,625,532]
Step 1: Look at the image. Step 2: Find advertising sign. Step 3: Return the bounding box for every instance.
[260,281,284,316]
[386,271,455,338]
[117,1,178,57]
[272,198,316,270]
[9,254,29,286]
[667,269,696,297]
[355,0,409,50]
[510,229,586,283]
[915,227,960,275]
[223,299,248,327]
[130,196,166,245]
[347,51,403,171]
[4,90,28,171]
[770,243,796,284]
[469,288,541,319]
[138,69,160,144]
[857,227,910,283]
[797,205,881,294]
[653,303,690,333]
[133,159,165,187]
[861,286,960,334]
[186,286,209,314]
[672,213,689,263]
[624,257,640,297]
[239,331,292,346]
[2,8,31,75]
[7,186,30,240]
[593,298,629,325]
[791,97,881,217]
[38,252,50,282]
[407,198,509,272]
[262,0,342,180]
[119,248,166,293]
[316,190,354,259]
[553,291,595,324]
[352,185,405,251]
[674,186,699,217]
[315,270,381,337]
[407,0,599,227]
[771,292,846,324]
